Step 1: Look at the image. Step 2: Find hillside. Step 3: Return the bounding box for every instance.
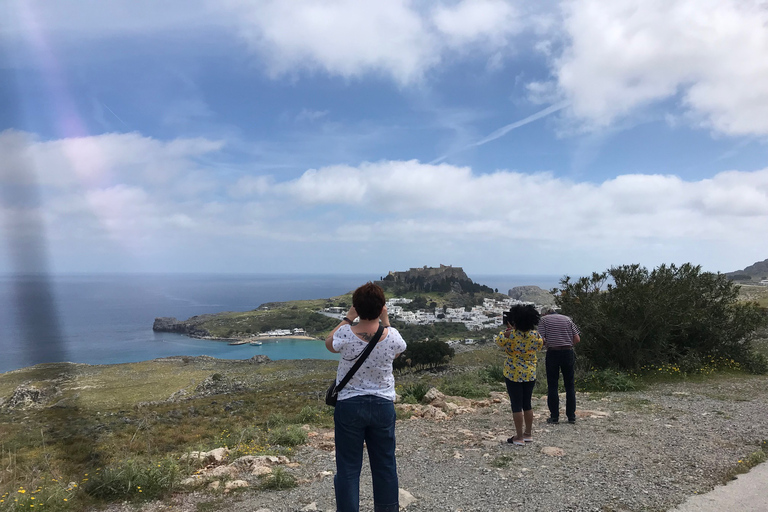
[508,285,555,306]
[2,348,767,512]
[727,257,768,282]
[153,266,513,340]
[376,264,496,295]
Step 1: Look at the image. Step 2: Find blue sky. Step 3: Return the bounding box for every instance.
[1,0,767,277]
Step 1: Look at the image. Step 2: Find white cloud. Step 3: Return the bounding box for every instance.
[220,0,529,85]
[0,131,224,189]
[432,0,521,47]
[549,0,768,135]
[3,129,767,273]
[223,0,437,84]
[0,129,226,258]
[263,160,768,246]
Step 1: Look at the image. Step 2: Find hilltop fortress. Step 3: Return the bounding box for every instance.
[381,264,469,283]
[375,265,494,295]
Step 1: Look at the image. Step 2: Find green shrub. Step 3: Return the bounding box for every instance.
[555,263,767,371]
[394,340,455,370]
[82,458,180,502]
[400,382,430,403]
[295,406,323,424]
[743,352,768,375]
[481,364,506,383]
[264,413,286,429]
[266,425,307,447]
[260,467,296,490]
[577,369,637,392]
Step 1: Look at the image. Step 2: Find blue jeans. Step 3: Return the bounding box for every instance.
[334,395,399,512]
[546,349,576,421]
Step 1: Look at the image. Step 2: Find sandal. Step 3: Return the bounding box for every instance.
[507,436,525,446]
[523,434,533,443]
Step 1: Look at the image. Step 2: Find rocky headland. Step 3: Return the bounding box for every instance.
[153,315,218,338]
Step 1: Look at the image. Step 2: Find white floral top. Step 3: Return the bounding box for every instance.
[333,325,407,401]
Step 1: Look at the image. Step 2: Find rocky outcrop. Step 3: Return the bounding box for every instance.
[508,285,555,306]
[179,448,298,490]
[376,265,494,295]
[152,317,212,337]
[3,383,57,409]
[194,374,247,397]
[394,388,504,419]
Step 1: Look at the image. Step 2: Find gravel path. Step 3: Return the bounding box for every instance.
[114,374,768,512]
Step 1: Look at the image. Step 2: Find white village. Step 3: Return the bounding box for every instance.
[322,296,541,345]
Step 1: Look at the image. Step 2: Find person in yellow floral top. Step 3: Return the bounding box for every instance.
[495,304,543,446]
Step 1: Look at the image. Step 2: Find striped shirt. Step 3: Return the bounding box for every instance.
[538,313,580,349]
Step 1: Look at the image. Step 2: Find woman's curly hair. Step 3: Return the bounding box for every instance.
[507,304,540,332]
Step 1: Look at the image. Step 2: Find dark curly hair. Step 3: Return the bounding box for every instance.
[507,304,540,332]
[352,282,386,320]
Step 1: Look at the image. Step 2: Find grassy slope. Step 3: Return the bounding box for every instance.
[738,284,768,308]
[198,297,350,338]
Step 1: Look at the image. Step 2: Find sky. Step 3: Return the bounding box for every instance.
[0,0,767,277]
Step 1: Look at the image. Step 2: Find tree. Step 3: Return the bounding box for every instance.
[394,339,455,370]
[553,263,766,371]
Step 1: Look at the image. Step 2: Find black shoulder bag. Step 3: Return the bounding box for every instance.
[325,324,385,407]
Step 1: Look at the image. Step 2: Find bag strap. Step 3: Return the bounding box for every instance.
[334,324,385,394]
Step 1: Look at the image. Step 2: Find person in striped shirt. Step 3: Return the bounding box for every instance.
[537,308,581,424]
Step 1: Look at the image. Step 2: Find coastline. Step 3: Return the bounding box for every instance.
[249,335,318,341]
[189,335,319,342]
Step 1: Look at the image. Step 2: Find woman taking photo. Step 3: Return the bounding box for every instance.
[495,304,543,446]
[325,282,407,512]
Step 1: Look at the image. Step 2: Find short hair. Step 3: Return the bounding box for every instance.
[508,304,541,332]
[352,282,386,320]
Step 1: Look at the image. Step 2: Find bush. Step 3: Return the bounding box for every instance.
[83,458,180,502]
[399,382,430,403]
[266,425,307,447]
[743,352,768,375]
[295,405,324,424]
[260,467,296,490]
[394,340,455,371]
[481,364,506,383]
[554,263,767,371]
[577,369,637,392]
[264,413,286,429]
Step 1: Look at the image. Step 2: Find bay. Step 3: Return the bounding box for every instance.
[0,273,561,374]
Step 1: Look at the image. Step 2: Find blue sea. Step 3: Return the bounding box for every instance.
[0,273,562,374]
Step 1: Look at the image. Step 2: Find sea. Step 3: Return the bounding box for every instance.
[0,273,562,374]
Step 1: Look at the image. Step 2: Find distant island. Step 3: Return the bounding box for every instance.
[153,265,555,342]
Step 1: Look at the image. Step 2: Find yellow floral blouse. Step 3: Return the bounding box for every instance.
[494,329,544,382]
